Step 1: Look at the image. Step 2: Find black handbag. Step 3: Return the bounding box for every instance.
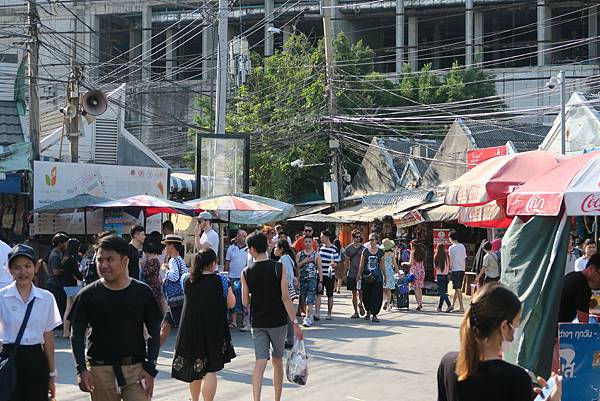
[0,298,35,401]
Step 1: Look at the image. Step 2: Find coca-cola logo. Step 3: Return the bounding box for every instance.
[581,194,600,213]
[525,196,545,214]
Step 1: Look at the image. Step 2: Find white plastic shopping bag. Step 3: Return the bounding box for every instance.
[286,338,309,385]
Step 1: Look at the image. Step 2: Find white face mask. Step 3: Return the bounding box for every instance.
[501,323,521,358]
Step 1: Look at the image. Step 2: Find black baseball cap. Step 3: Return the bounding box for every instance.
[8,244,36,266]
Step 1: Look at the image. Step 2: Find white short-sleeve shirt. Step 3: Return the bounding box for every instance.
[449,243,467,272]
[0,282,62,345]
[225,244,248,279]
[574,256,589,272]
[200,228,220,255]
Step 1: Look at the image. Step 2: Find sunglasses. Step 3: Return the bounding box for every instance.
[304,229,313,232]
[369,238,376,242]
[353,235,360,238]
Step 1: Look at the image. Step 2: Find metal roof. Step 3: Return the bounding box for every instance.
[0,101,24,146]
[461,120,549,152]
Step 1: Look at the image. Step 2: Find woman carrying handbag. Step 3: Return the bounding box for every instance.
[0,244,62,401]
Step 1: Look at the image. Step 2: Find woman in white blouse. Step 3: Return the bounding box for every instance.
[0,244,62,401]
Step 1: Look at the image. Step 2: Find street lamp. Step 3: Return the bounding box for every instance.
[546,71,566,155]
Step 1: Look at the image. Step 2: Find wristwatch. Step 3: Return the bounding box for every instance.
[49,370,57,377]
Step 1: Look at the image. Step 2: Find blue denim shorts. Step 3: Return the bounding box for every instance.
[229,278,243,313]
[300,278,317,305]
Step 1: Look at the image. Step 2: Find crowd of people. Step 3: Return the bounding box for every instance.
[1,212,598,401]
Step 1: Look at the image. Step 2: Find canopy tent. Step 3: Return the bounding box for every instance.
[500,213,570,378]
[329,190,433,223]
[445,151,563,207]
[421,203,460,223]
[287,213,353,224]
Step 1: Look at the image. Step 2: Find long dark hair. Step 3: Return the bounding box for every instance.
[456,283,521,381]
[412,241,425,263]
[66,238,80,258]
[168,242,185,258]
[434,244,447,270]
[190,249,217,283]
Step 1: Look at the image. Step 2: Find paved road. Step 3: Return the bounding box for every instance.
[55,291,464,401]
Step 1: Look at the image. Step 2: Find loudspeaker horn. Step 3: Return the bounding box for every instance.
[82,90,108,116]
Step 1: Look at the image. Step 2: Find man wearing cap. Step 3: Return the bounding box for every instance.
[47,233,69,321]
[194,211,219,255]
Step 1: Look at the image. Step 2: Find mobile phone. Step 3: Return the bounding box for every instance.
[139,378,147,391]
[533,376,555,401]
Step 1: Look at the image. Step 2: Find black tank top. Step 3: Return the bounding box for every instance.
[244,259,288,328]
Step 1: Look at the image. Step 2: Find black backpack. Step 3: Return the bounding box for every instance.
[82,255,99,286]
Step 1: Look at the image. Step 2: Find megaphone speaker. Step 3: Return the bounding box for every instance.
[82,90,108,116]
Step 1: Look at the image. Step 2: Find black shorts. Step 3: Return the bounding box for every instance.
[346,277,359,291]
[451,271,465,290]
[317,276,335,297]
[163,304,183,328]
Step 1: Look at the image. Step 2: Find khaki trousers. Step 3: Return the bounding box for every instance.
[89,363,148,401]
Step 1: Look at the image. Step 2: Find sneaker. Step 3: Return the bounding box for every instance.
[240,325,251,332]
[350,313,359,318]
[372,316,380,323]
[364,313,371,321]
[302,317,312,327]
[325,314,333,320]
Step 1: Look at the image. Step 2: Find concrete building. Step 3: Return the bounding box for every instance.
[0,0,599,167]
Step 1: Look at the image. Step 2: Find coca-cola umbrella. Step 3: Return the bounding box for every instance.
[507,150,600,216]
[458,200,513,229]
[445,151,564,207]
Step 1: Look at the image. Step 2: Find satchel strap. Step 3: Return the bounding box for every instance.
[15,298,35,346]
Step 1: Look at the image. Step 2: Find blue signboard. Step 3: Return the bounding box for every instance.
[559,323,600,401]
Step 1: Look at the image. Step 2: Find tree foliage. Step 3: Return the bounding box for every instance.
[190,33,503,202]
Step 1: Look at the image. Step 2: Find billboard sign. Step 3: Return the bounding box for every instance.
[466,145,507,169]
[33,161,168,209]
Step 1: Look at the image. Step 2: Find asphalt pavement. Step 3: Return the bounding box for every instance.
[55,291,465,401]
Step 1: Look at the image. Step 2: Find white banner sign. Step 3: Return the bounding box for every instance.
[33,161,169,209]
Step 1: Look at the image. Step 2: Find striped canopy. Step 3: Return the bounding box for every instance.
[185,194,281,212]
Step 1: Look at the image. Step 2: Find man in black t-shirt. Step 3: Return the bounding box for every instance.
[558,254,600,324]
[128,225,145,280]
[242,231,303,401]
[70,236,162,400]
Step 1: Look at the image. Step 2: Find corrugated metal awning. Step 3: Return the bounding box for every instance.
[329,194,431,223]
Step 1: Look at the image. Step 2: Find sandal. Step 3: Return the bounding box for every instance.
[229,322,237,329]
[364,313,371,321]
[445,306,454,313]
[351,313,359,318]
[416,305,422,311]
[383,301,388,311]
[372,316,380,323]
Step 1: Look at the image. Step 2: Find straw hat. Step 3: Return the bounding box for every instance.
[161,234,184,245]
[382,238,395,252]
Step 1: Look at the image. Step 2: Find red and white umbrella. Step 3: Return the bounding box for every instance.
[445,151,564,207]
[92,194,195,217]
[507,150,600,216]
[185,194,281,212]
[458,200,512,228]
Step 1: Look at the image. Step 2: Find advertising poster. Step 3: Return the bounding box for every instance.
[559,323,600,401]
[33,161,168,209]
[433,229,452,253]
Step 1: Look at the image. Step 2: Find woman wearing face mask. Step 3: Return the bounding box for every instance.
[437,283,562,401]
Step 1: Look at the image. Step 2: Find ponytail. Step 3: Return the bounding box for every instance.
[455,283,521,381]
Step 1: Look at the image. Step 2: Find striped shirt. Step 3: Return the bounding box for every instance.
[319,244,340,278]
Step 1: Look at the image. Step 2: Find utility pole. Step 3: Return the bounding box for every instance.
[65,59,81,162]
[27,1,40,162]
[322,0,342,209]
[214,0,228,135]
